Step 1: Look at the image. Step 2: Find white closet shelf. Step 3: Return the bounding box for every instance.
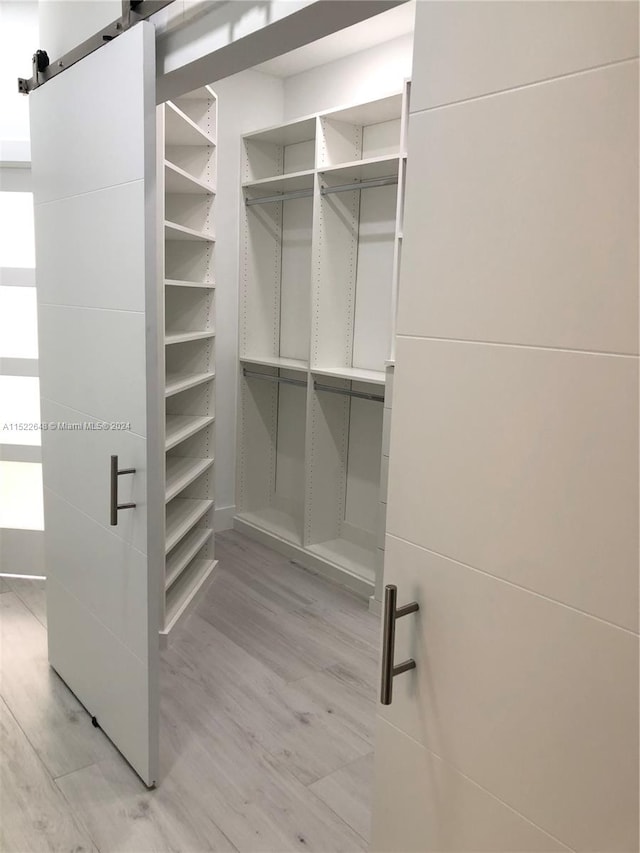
[165,101,215,146]
[243,169,315,195]
[307,539,376,584]
[165,497,214,553]
[165,278,214,289]
[165,527,213,590]
[312,366,386,386]
[165,160,215,195]
[241,355,308,372]
[235,507,302,545]
[165,221,215,242]
[320,154,400,184]
[243,115,316,147]
[165,456,215,503]
[323,92,403,126]
[165,330,215,346]
[160,557,218,648]
[176,88,214,101]
[165,371,215,398]
[165,414,214,451]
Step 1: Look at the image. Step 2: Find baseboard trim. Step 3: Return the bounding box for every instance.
[368,595,382,616]
[214,505,236,532]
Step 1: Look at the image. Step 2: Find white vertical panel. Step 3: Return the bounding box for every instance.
[280,197,312,361]
[30,22,159,786]
[0,192,35,268]
[0,376,41,446]
[0,461,43,530]
[0,288,38,358]
[352,185,395,370]
[373,4,640,853]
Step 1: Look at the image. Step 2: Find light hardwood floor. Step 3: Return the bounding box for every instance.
[0,530,380,853]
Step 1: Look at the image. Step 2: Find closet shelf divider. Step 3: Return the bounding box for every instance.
[165,456,215,503]
[165,160,215,195]
[160,557,218,648]
[240,355,308,372]
[165,498,214,553]
[165,371,215,398]
[165,101,216,146]
[311,366,386,385]
[165,330,215,346]
[165,220,215,242]
[319,153,400,184]
[165,414,214,451]
[165,278,215,289]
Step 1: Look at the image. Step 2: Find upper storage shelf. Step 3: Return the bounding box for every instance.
[165,161,214,195]
[243,169,315,195]
[319,92,404,170]
[170,88,217,140]
[319,154,400,188]
[242,116,317,183]
[165,101,215,147]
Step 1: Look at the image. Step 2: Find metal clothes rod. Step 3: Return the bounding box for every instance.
[313,381,384,403]
[243,368,307,388]
[320,175,398,196]
[246,188,314,207]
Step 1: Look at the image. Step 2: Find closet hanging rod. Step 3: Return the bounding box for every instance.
[243,368,307,388]
[313,381,385,403]
[320,175,398,196]
[245,188,314,207]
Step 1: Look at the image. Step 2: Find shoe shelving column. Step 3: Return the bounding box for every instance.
[158,86,218,645]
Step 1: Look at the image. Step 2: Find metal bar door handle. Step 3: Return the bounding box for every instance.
[380,584,419,705]
[110,455,136,526]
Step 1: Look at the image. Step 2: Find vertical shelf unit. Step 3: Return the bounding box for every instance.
[158,86,218,645]
[236,84,410,600]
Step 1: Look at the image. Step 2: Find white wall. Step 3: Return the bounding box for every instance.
[283,32,413,119]
[0,0,44,576]
[38,0,121,60]
[0,1,38,160]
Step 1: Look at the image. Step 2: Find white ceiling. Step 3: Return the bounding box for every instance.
[254,1,415,78]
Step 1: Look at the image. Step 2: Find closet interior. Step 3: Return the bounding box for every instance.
[152,11,415,638]
[236,84,410,600]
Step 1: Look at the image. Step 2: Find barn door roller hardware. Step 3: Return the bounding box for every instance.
[17,0,173,94]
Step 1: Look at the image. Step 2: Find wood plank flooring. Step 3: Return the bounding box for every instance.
[0,530,380,852]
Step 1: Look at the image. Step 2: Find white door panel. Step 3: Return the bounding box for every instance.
[34,182,147,312]
[30,27,150,204]
[40,399,148,555]
[373,4,639,849]
[31,22,159,785]
[372,718,568,853]
[38,304,147,437]
[398,64,639,355]
[44,489,149,661]
[47,574,152,779]
[411,0,638,112]
[386,337,638,634]
[380,535,639,853]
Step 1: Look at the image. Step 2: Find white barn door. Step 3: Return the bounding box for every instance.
[372,2,639,851]
[30,22,162,787]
